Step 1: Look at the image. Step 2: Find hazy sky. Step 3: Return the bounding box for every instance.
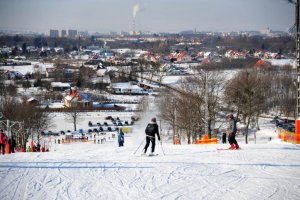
[0,0,294,33]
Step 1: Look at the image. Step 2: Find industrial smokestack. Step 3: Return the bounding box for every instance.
[132,4,140,35]
[133,18,136,35]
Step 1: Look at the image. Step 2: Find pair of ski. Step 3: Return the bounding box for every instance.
[217,148,241,150]
[140,153,159,157]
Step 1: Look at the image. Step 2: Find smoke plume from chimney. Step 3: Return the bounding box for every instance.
[133,4,140,18]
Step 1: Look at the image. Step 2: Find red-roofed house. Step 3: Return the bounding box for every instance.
[64,88,92,108]
[168,51,192,62]
[254,60,272,70]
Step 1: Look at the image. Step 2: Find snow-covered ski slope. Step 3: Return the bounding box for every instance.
[0,120,300,200]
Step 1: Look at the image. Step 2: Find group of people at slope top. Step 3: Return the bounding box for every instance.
[0,129,17,154]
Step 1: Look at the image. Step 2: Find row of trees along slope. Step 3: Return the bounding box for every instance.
[158,65,296,144]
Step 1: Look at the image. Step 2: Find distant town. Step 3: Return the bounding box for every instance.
[0,27,295,109]
[0,27,296,145]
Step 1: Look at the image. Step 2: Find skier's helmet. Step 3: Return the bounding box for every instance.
[151,117,157,123]
[227,113,234,119]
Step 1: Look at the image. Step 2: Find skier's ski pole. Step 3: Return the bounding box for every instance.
[134,139,144,155]
[159,119,165,155]
[160,140,165,155]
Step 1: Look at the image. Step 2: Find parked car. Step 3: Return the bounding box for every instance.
[99,126,103,132]
[105,116,113,120]
[88,121,93,126]
[107,127,112,132]
[104,122,108,126]
[287,125,295,132]
[42,131,59,136]
[93,128,99,133]
[131,116,139,121]
[276,118,294,128]
[97,122,101,126]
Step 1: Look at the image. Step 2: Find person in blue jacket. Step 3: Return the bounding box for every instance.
[118,128,125,147]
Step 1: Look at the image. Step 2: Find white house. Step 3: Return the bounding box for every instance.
[110,82,151,95]
[51,82,70,91]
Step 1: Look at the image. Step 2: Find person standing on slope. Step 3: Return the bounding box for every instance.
[0,130,7,154]
[228,114,239,149]
[222,132,227,144]
[143,117,160,156]
[8,135,16,153]
[118,128,125,147]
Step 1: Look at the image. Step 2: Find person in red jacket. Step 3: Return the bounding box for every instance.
[0,130,7,154]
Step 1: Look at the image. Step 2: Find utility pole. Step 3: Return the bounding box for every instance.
[296,0,300,117]
[294,0,300,144]
[200,70,209,136]
[204,72,209,136]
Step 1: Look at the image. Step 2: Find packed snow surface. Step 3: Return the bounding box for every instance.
[0,116,300,200]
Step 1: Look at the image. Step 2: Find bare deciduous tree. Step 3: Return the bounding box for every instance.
[158,90,179,144]
[158,70,225,144]
[64,105,83,131]
[224,69,266,143]
[2,100,51,149]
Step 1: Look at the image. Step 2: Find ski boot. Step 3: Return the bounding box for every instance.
[229,144,235,150]
[235,144,240,149]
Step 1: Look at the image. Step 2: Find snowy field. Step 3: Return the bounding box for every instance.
[0,115,300,200]
[0,62,53,75]
[48,111,137,132]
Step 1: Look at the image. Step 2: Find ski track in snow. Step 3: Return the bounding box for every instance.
[1,152,300,200]
[1,156,300,199]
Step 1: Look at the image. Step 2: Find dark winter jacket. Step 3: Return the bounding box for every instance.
[145,122,160,140]
[229,117,237,135]
[8,137,16,148]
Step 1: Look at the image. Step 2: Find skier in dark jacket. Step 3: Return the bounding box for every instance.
[8,135,16,153]
[228,114,239,149]
[143,117,160,155]
[222,132,227,144]
[118,128,125,147]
